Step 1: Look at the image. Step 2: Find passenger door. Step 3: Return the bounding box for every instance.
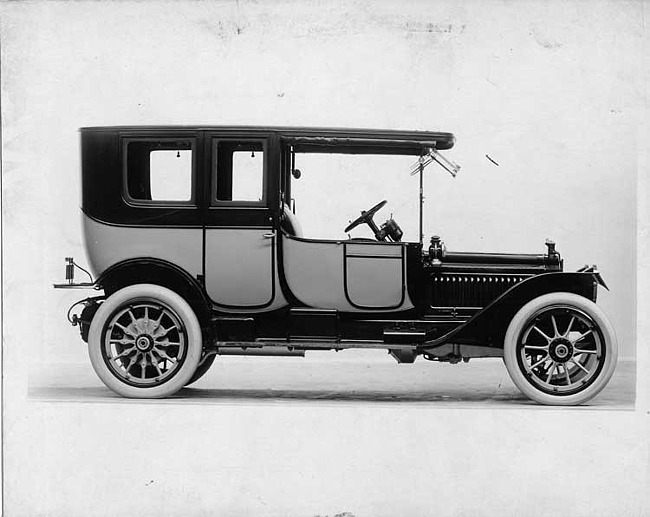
[282,235,413,312]
[344,242,406,309]
[203,134,285,310]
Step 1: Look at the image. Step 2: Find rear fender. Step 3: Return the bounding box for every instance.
[96,258,212,327]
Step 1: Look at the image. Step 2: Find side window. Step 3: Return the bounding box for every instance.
[125,139,194,203]
[214,140,265,203]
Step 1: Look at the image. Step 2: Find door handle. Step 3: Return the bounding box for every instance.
[262,232,275,239]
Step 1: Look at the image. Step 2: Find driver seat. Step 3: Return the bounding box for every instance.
[281,204,303,237]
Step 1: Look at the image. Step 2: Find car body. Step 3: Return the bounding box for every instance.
[55,125,618,404]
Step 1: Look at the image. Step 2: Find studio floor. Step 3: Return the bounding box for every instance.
[7,353,641,517]
[29,352,636,408]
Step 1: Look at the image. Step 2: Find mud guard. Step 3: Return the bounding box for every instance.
[96,257,212,326]
[421,271,602,351]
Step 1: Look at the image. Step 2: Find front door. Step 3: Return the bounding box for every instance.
[203,135,285,310]
[282,234,413,312]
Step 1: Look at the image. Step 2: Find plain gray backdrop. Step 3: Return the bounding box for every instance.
[2,1,648,516]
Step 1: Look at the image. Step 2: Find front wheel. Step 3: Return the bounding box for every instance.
[88,284,203,398]
[185,353,216,386]
[503,292,617,406]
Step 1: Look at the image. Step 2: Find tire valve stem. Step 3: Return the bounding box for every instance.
[65,257,75,284]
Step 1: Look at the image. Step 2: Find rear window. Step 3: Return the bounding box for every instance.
[125,139,194,203]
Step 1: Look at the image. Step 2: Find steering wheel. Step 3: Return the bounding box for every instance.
[344,200,388,238]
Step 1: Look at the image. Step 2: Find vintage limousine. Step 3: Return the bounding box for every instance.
[54,126,617,404]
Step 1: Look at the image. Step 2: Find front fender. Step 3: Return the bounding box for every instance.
[423,271,603,349]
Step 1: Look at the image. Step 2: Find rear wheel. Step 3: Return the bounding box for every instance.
[503,292,617,405]
[88,284,202,398]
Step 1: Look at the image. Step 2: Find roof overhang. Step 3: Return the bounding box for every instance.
[79,126,456,153]
[283,136,453,155]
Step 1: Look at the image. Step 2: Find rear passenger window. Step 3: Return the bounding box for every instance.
[214,140,265,204]
[125,139,194,203]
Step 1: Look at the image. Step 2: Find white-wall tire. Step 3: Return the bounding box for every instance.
[185,354,216,386]
[88,284,203,398]
[503,292,617,406]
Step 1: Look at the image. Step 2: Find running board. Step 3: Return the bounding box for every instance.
[211,340,417,351]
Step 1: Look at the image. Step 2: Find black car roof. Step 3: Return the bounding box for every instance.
[79,126,455,150]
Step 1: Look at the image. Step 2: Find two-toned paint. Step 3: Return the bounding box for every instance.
[77,125,605,352]
[80,126,449,314]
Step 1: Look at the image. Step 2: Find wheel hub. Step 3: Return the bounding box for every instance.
[135,334,154,352]
[549,338,573,362]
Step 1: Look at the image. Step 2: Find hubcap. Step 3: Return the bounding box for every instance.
[135,335,154,352]
[517,306,605,396]
[549,338,573,362]
[102,300,187,387]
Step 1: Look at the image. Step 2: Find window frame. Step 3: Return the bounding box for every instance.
[211,138,268,208]
[121,136,198,207]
